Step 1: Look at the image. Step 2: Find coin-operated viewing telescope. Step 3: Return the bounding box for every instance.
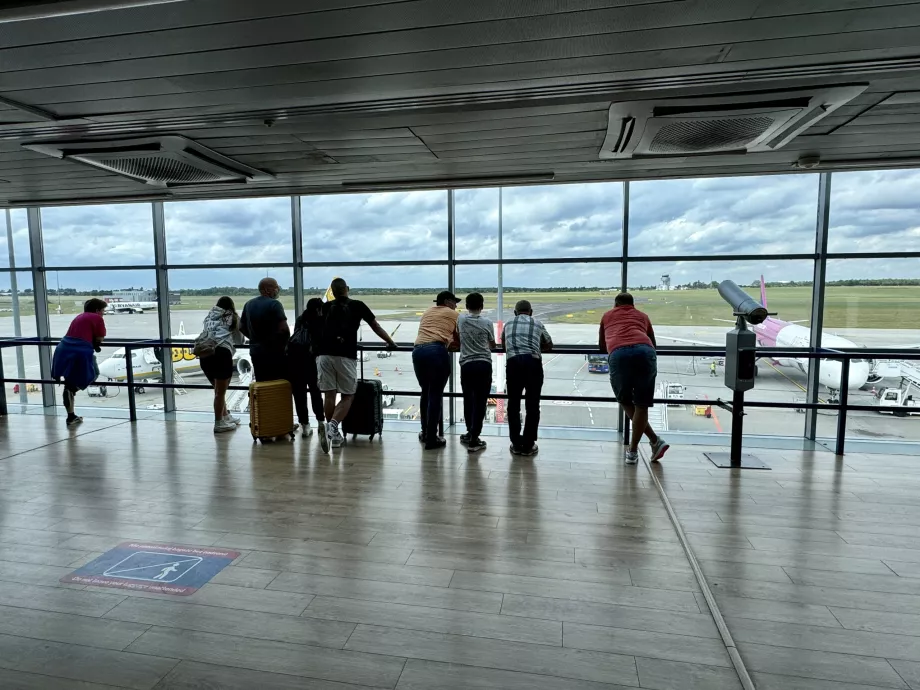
[704,280,775,470]
[717,280,768,394]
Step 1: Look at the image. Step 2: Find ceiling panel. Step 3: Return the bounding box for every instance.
[1,0,920,205]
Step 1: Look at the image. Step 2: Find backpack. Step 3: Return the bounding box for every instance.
[192,331,218,358]
[319,300,353,352]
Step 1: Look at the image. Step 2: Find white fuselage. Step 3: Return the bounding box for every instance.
[105,301,158,314]
[768,324,870,392]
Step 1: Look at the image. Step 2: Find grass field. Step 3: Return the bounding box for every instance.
[2,286,920,329]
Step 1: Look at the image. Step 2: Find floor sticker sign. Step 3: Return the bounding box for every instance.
[61,542,240,595]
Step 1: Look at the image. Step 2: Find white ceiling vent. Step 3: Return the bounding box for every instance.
[599,86,866,160]
[22,135,272,187]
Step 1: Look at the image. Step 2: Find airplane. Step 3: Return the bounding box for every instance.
[104,299,158,314]
[97,322,252,383]
[657,276,872,398]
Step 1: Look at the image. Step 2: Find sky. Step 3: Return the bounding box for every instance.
[1,169,919,291]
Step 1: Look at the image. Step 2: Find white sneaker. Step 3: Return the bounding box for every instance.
[318,422,330,452]
[624,450,639,465]
[301,423,313,438]
[223,414,241,426]
[329,425,346,448]
[214,419,236,434]
[650,437,670,462]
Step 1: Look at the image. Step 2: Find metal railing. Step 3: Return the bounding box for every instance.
[2,337,919,456]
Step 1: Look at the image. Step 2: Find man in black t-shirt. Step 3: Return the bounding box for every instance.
[315,278,396,451]
[239,277,290,382]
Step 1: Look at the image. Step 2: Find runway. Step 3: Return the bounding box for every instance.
[2,313,919,443]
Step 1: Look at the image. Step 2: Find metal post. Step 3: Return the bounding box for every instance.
[27,207,54,409]
[126,345,137,421]
[730,390,744,464]
[0,347,7,415]
[619,181,629,437]
[805,172,831,440]
[835,357,850,456]
[5,209,27,404]
[151,202,175,414]
[447,188,456,428]
[291,195,304,318]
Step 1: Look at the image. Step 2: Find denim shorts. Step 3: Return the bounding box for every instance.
[608,344,657,408]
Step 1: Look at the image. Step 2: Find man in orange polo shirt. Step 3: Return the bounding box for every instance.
[413,290,461,450]
[599,293,669,465]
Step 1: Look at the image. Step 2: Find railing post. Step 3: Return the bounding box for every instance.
[126,345,137,422]
[0,346,7,416]
[835,357,850,456]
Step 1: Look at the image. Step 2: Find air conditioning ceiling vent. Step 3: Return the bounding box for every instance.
[599,86,866,160]
[22,135,272,187]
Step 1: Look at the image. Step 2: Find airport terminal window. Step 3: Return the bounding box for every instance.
[165,267,295,414]
[301,191,447,262]
[501,182,623,260]
[46,270,158,338]
[0,271,36,386]
[628,174,819,257]
[1,209,31,268]
[165,197,293,265]
[828,169,920,253]
[41,204,155,267]
[455,187,499,260]
[823,258,920,341]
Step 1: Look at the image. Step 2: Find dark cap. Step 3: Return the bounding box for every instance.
[434,290,459,305]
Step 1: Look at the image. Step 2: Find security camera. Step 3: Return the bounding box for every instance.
[718,280,769,325]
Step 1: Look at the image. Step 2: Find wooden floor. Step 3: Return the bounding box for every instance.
[0,417,918,689]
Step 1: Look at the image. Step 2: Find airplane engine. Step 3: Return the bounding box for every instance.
[236,355,252,378]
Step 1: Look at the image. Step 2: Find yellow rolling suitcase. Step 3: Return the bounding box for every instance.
[249,380,296,442]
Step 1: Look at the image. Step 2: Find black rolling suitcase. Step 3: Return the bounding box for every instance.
[342,379,384,441]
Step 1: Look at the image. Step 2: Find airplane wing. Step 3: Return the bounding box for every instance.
[657,334,723,347]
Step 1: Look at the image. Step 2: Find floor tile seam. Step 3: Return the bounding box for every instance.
[639,450,756,690]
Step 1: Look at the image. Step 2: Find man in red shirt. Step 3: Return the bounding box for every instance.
[599,293,669,465]
[52,298,107,426]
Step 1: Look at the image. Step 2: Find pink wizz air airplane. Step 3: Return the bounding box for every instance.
[660,276,872,396]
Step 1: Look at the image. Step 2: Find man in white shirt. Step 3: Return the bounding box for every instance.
[501,300,553,456]
[458,292,496,454]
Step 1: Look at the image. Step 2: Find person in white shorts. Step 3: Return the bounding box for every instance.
[314,278,397,451]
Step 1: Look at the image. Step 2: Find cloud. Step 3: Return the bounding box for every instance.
[6,172,920,291]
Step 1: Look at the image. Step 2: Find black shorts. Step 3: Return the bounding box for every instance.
[200,346,234,384]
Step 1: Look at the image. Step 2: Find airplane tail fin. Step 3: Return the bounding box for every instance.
[760,274,767,308]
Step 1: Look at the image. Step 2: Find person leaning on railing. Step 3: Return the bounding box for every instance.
[413,290,461,450]
[51,298,108,428]
[500,300,553,457]
[599,292,669,466]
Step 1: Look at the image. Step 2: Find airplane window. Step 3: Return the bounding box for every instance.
[112,353,125,359]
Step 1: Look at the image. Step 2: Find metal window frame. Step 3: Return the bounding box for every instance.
[27,207,55,409]
[804,172,832,440]
[291,195,304,318]
[447,188,456,428]
[152,201,175,414]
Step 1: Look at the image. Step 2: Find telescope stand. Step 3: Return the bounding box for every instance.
[703,390,770,469]
[703,316,770,470]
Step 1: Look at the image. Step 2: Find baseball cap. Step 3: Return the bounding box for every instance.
[434,290,459,305]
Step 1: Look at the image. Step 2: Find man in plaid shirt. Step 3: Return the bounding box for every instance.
[501,300,553,456]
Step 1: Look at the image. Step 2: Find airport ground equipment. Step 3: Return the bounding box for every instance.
[703,280,772,470]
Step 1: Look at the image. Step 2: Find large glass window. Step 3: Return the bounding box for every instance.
[829,169,920,253]
[41,204,154,267]
[629,175,819,257]
[501,182,623,260]
[165,197,292,265]
[2,209,31,268]
[455,188,499,260]
[302,191,447,262]
[0,272,36,393]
